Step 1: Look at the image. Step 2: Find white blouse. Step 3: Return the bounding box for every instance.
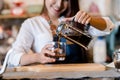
[7,16,114,67]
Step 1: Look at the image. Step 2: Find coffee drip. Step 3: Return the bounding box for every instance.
[56,21,92,50]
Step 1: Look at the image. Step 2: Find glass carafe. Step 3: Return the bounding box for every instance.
[56,21,92,50]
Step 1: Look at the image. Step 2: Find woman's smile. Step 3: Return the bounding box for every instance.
[52,6,61,14]
[45,0,68,17]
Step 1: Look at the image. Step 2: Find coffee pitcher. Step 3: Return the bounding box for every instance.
[56,21,92,50]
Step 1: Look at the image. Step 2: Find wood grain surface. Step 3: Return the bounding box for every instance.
[0,63,109,79]
[15,63,106,72]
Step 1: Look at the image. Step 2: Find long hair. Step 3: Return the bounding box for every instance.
[60,0,80,17]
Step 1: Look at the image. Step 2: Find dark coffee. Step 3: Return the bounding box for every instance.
[59,34,92,50]
[68,35,92,47]
[114,61,120,69]
[45,53,66,61]
[53,53,66,61]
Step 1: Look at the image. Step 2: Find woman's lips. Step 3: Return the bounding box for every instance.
[53,7,61,13]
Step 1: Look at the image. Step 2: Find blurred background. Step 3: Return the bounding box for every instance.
[0,0,120,64]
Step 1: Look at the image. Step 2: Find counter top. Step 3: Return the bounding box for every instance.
[1,63,120,79]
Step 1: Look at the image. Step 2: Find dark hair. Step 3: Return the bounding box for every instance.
[60,0,80,17]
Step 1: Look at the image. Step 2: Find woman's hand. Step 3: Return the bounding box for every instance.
[63,10,91,25]
[20,44,56,66]
[37,44,56,64]
[74,11,91,24]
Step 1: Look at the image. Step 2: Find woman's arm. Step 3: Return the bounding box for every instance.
[20,44,56,66]
[7,19,34,67]
[90,17,106,30]
[88,17,114,36]
[63,10,114,31]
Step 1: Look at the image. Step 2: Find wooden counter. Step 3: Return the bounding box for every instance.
[1,63,107,79]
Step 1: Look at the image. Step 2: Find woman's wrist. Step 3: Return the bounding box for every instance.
[20,53,39,66]
[31,53,40,63]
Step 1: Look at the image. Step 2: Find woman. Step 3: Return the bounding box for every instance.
[7,0,114,67]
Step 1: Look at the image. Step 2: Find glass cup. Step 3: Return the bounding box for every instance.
[48,41,66,61]
[113,49,120,72]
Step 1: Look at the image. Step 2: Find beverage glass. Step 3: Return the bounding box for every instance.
[113,49,120,72]
[48,41,66,61]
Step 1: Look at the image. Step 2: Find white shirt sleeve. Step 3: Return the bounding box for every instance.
[7,19,34,67]
[88,17,114,37]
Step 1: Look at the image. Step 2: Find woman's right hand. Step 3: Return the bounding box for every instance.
[36,44,56,64]
[63,10,91,25]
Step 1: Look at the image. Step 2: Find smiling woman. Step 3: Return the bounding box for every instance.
[3,0,114,67]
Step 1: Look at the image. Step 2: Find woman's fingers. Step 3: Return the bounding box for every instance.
[62,11,91,25]
[81,14,91,24]
[40,56,55,64]
[75,11,91,24]
[42,44,55,56]
[74,11,83,22]
[39,44,56,64]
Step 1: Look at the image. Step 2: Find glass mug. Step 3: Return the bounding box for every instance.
[113,49,120,72]
[47,41,66,61]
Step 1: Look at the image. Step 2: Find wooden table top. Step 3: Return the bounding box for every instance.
[0,63,108,79]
